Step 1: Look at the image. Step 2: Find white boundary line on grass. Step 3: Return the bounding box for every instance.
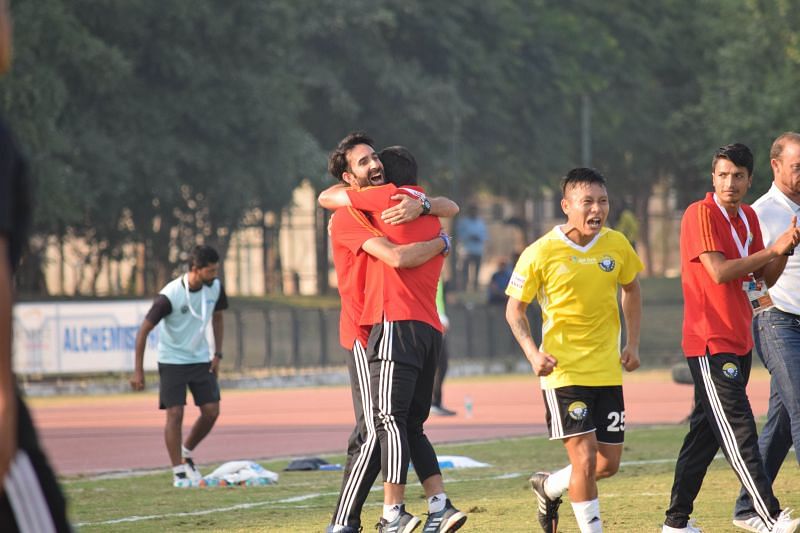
[73,454,725,528]
[73,491,336,526]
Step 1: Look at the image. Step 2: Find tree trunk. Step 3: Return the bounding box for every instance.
[89,246,105,295]
[635,191,652,277]
[263,211,283,294]
[58,228,65,295]
[15,237,48,297]
[205,230,231,286]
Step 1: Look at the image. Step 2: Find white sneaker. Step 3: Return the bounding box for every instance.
[773,509,800,533]
[733,515,768,532]
[183,458,202,482]
[173,472,192,488]
[663,519,702,532]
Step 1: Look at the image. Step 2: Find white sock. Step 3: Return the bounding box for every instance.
[383,503,402,522]
[329,526,347,533]
[181,445,193,459]
[544,464,572,499]
[172,465,185,476]
[572,499,602,533]
[428,493,446,513]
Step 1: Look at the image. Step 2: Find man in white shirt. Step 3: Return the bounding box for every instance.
[131,245,228,487]
[733,132,800,533]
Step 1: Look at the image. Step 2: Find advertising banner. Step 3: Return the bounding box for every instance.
[13,300,160,375]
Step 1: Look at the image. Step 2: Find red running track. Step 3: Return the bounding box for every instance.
[27,371,771,476]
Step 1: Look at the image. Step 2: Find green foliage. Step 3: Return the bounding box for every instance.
[688,0,800,196]
[3,0,799,292]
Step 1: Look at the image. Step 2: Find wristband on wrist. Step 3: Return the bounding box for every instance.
[439,233,451,256]
[214,352,223,359]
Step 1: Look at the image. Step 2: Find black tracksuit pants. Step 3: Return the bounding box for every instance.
[330,341,381,530]
[665,352,782,530]
[368,319,442,486]
[0,388,71,532]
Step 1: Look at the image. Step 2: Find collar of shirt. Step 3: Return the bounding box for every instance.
[767,183,800,214]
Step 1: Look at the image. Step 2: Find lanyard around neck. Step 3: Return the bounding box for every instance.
[713,193,751,258]
[183,273,207,322]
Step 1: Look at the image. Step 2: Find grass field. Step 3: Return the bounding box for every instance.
[64,424,800,532]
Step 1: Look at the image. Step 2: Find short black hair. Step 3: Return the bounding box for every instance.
[190,244,219,269]
[712,143,754,176]
[560,167,607,197]
[328,131,375,183]
[379,145,418,187]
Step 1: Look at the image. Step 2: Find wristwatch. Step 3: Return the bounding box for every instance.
[214,352,223,359]
[420,196,431,216]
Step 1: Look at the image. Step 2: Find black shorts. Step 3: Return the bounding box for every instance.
[542,385,625,444]
[158,362,220,409]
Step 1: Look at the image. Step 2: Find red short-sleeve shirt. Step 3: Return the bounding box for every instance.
[330,207,382,349]
[680,193,764,356]
[346,184,444,331]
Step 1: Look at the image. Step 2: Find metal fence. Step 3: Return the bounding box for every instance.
[220,303,542,372]
[220,294,689,373]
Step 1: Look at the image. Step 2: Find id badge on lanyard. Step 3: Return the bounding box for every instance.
[713,195,774,314]
[743,278,773,314]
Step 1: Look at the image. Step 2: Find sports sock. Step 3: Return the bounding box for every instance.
[383,503,402,522]
[329,526,347,533]
[544,464,572,499]
[572,499,602,533]
[181,445,193,459]
[428,493,446,513]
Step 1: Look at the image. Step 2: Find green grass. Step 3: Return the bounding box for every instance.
[64,425,800,532]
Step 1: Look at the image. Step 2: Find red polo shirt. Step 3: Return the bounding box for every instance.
[330,206,383,349]
[346,184,443,331]
[680,192,764,356]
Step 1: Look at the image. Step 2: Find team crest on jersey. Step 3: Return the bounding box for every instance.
[598,256,616,272]
[181,305,189,314]
[722,362,739,379]
[567,401,589,421]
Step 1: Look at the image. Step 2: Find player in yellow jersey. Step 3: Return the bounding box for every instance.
[506,167,643,533]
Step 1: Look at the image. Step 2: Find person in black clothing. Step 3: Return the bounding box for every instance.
[0,1,72,529]
[430,279,456,416]
[487,258,514,305]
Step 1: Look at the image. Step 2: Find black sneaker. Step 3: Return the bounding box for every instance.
[375,506,421,533]
[529,472,561,533]
[422,499,467,532]
[430,405,457,417]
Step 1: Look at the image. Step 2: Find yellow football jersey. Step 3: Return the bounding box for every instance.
[506,226,643,389]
